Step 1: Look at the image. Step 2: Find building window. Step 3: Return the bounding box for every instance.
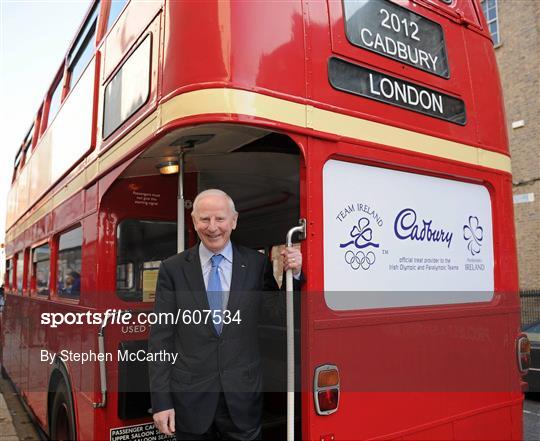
[33,244,50,296]
[481,0,500,46]
[57,226,82,299]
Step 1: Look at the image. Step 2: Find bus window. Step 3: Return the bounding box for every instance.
[57,226,82,299]
[16,252,24,295]
[5,259,13,289]
[103,35,151,139]
[107,0,129,31]
[33,244,50,296]
[20,124,34,166]
[47,77,64,127]
[12,147,22,182]
[116,219,176,302]
[67,2,99,89]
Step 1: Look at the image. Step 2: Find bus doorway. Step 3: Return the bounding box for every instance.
[110,124,304,440]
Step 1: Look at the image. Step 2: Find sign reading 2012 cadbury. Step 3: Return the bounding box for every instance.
[343,0,449,78]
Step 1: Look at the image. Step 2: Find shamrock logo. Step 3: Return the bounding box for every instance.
[340,217,380,249]
[463,216,483,256]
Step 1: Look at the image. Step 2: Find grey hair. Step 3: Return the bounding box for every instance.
[192,189,238,215]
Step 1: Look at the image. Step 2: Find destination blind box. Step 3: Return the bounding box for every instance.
[328,57,466,125]
[343,0,450,78]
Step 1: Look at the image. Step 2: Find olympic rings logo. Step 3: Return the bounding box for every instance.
[344,250,376,270]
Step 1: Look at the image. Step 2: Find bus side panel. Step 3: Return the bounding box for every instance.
[26,297,50,429]
[3,294,23,388]
[306,137,520,440]
[162,1,306,101]
[464,31,508,152]
[310,321,516,440]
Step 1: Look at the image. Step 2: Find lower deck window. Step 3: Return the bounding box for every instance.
[33,244,50,296]
[116,219,176,302]
[57,227,82,299]
[16,253,24,294]
[5,259,13,289]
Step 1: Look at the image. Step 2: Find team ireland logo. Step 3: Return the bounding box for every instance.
[336,203,383,271]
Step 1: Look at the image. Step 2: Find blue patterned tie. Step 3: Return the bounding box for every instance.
[207,254,224,334]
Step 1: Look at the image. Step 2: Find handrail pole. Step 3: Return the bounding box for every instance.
[93,317,109,408]
[285,219,306,441]
[177,152,185,253]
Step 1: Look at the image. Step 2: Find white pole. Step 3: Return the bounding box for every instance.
[285,221,306,441]
[177,152,185,253]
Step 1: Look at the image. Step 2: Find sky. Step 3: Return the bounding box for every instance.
[0,0,91,245]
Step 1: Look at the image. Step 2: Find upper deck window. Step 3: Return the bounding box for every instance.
[107,0,129,31]
[14,148,22,171]
[68,2,100,89]
[20,124,34,167]
[22,124,34,152]
[48,77,64,126]
[481,0,500,46]
[103,35,151,138]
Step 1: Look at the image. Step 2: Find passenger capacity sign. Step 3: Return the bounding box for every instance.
[110,423,174,441]
[329,57,466,125]
[343,0,449,78]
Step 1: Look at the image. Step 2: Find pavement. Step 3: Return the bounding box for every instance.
[525,394,540,441]
[0,391,19,441]
[0,375,41,441]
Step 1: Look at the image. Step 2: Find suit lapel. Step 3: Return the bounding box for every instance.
[182,244,210,310]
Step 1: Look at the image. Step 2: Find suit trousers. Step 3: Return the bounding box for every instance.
[175,392,261,441]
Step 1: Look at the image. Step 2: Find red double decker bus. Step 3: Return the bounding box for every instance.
[2,0,527,440]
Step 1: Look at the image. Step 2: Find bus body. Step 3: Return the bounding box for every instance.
[2,0,524,440]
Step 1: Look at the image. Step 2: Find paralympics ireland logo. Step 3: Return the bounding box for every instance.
[463,216,483,256]
[337,204,383,270]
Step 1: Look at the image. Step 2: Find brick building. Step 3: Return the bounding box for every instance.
[484,0,540,291]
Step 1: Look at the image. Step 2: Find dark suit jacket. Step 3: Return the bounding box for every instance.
[148,242,301,434]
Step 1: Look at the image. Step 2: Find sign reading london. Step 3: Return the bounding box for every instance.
[343,0,449,78]
[329,57,466,125]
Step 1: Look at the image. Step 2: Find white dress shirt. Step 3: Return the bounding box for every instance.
[199,241,233,310]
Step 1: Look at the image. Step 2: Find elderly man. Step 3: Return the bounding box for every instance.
[149,189,303,440]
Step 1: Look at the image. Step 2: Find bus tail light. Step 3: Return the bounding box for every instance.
[314,365,339,415]
[517,335,531,374]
